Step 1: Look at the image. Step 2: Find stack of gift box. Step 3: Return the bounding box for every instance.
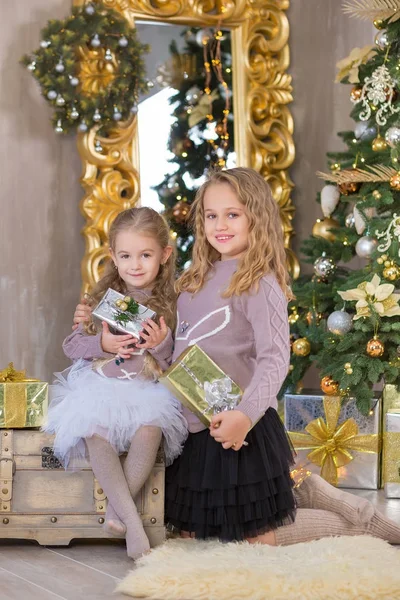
[0,363,48,429]
[284,385,400,495]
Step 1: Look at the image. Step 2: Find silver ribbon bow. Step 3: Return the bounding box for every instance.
[203,377,241,415]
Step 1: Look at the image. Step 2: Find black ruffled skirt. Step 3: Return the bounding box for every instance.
[165,408,296,542]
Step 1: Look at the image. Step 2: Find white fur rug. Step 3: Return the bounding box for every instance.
[117,536,400,600]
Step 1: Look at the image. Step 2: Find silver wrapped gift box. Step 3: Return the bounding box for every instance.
[383,410,400,499]
[284,391,381,489]
[92,288,156,341]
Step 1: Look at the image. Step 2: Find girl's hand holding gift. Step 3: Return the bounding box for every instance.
[136,316,169,349]
[100,321,136,358]
[72,299,92,330]
[210,411,251,451]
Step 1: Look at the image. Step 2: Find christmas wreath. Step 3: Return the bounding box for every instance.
[21,2,149,134]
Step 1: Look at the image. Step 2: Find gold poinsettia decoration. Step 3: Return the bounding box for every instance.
[78,46,118,96]
[335,45,377,83]
[338,274,400,320]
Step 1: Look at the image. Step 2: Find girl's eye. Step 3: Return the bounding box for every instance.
[206,214,216,219]
[142,253,151,258]
[121,254,129,259]
[228,213,239,218]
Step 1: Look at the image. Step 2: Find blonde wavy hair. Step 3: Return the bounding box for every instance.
[177,168,293,299]
[86,207,177,379]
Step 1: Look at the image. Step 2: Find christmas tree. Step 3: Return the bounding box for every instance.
[283,0,400,414]
[154,27,234,269]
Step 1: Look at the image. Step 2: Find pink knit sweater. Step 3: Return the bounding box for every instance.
[173,259,290,433]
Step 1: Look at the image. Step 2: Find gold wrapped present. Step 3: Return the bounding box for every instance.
[159,345,242,427]
[0,363,48,428]
[285,392,381,488]
[382,384,400,415]
[383,410,400,499]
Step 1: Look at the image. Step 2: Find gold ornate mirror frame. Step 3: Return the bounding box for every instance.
[73,0,298,292]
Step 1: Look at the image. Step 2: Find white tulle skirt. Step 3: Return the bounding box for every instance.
[43,360,188,468]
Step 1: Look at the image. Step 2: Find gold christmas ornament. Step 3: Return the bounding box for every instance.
[119,301,128,311]
[306,311,323,325]
[338,179,360,195]
[372,135,388,152]
[346,368,353,375]
[383,264,400,281]
[366,337,385,357]
[123,296,131,303]
[372,190,382,200]
[292,337,311,357]
[288,309,299,325]
[289,364,294,372]
[390,172,400,190]
[172,200,190,224]
[350,86,362,101]
[344,362,351,369]
[312,217,339,242]
[320,376,339,396]
[373,19,384,30]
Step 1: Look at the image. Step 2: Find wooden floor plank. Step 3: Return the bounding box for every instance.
[0,566,68,600]
[0,544,127,600]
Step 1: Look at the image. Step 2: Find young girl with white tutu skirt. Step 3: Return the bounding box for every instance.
[43,207,188,559]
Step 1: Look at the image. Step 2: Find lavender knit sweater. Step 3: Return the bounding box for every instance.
[173,259,290,433]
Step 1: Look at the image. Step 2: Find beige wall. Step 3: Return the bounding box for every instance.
[1,1,83,381]
[0,1,374,383]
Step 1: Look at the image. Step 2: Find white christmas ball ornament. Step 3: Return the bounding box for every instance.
[385,126,400,148]
[355,236,378,258]
[321,185,340,217]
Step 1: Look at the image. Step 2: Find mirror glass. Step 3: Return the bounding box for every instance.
[136,21,235,219]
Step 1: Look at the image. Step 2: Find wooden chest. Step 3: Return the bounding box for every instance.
[0,429,165,547]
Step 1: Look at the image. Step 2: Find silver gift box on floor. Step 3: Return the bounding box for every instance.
[284,391,381,490]
[92,288,156,340]
[383,410,400,499]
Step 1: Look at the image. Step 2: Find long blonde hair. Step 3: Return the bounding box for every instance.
[177,168,293,299]
[87,207,177,379]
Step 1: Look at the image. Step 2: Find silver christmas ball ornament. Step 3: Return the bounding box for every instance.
[27,61,36,71]
[327,310,353,335]
[93,109,102,123]
[185,85,201,105]
[78,120,88,133]
[94,140,103,152]
[56,94,65,106]
[47,90,57,100]
[91,34,101,48]
[354,121,376,141]
[385,126,400,148]
[147,80,155,89]
[113,107,122,121]
[85,3,95,14]
[130,104,138,114]
[40,40,50,48]
[70,107,79,120]
[70,76,79,87]
[55,119,63,134]
[375,30,390,50]
[104,49,113,62]
[195,28,213,46]
[118,36,128,47]
[345,212,355,228]
[355,236,378,258]
[313,255,336,279]
[55,60,65,73]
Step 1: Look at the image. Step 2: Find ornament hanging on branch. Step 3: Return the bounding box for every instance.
[366,337,385,357]
[327,309,353,335]
[292,338,311,357]
[385,126,400,148]
[320,376,339,396]
[314,254,336,279]
[312,217,339,241]
[355,235,378,258]
[321,185,340,217]
[350,64,400,126]
[21,3,149,134]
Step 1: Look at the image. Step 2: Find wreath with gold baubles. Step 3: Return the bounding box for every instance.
[21,2,149,135]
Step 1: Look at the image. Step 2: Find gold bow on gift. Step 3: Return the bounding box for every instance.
[289,397,380,486]
[0,362,37,383]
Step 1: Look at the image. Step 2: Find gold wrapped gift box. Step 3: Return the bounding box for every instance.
[0,363,48,428]
[383,410,400,499]
[160,345,242,427]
